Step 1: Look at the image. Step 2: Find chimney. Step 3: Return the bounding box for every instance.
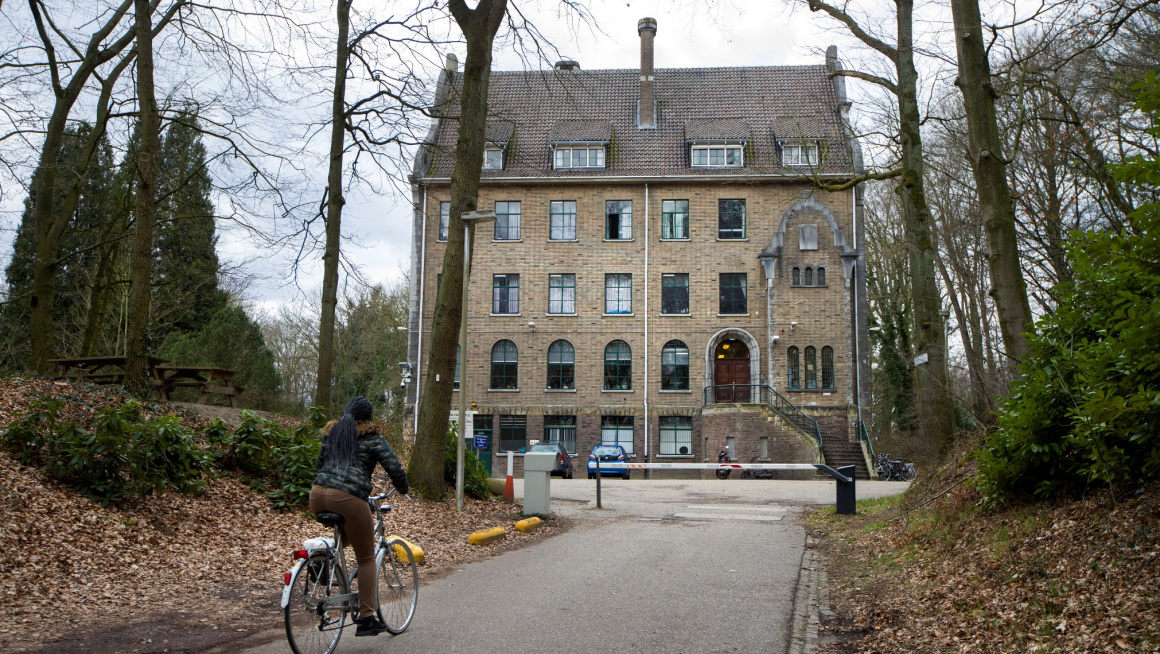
[638,17,657,129]
[554,60,580,71]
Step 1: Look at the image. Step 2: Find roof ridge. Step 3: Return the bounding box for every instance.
[490,64,827,75]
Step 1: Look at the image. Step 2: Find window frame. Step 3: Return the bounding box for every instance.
[661,200,690,239]
[792,266,801,286]
[658,416,693,456]
[805,345,818,390]
[782,142,819,167]
[438,201,449,242]
[482,146,504,170]
[546,340,575,390]
[553,145,606,170]
[548,273,575,315]
[661,273,690,315]
[821,346,835,390]
[787,346,800,390]
[491,274,520,315]
[543,415,577,454]
[490,340,519,390]
[661,340,690,391]
[600,415,634,455]
[690,143,744,168]
[498,415,527,452]
[718,273,748,315]
[549,200,577,241]
[605,200,633,240]
[494,201,522,241]
[817,267,826,286]
[604,273,632,314]
[603,340,633,390]
[717,199,746,240]
[804,267,814,286]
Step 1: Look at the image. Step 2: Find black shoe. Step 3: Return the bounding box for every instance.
[355,614,387,637]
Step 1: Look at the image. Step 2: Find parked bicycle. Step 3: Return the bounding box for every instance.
[873,453,917,482]
[740,457,776,480]
[282,487,418,654]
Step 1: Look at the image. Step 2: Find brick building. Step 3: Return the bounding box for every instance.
[405,19,872,478]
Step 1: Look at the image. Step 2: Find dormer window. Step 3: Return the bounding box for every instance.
[483,146,504,170]
[554,145,605,169]
[691,144,743,168]
[782,143,819,166]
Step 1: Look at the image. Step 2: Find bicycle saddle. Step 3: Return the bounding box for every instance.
[315,512,345,526]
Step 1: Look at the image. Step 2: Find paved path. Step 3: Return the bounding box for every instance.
[245,478,908,654]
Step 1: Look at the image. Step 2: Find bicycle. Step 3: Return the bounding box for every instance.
[282,487,419,654]
[873,453,917,482]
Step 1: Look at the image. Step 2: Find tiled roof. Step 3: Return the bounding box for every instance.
[424,64,856,179]
[485,119,515,145]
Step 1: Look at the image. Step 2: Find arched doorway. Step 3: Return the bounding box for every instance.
[714,339,751,402]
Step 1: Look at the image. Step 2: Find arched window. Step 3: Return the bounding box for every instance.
[792,267,801,286]
[604,340,632,390]
[661,340,689,390]
[490,340,518,389]
[817,266,826,286]
[804,267,814,286]
[547,340,575,390]
[805,346,817,389]
[821,346,834,390]
[787,346,800,389]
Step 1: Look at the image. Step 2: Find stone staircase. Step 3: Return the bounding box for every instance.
[818,432,870,479]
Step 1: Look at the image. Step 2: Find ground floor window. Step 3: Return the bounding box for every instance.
[543,415,577,454]
[658,416,693,456]
[499,415,527,452]
[601,415,634,455]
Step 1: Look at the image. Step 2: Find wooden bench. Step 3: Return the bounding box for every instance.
[51,356,167,386]
[153,366,244,407]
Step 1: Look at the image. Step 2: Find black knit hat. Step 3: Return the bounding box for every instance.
[344,396,373,422]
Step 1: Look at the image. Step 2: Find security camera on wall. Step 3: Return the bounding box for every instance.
[772,335,780,343]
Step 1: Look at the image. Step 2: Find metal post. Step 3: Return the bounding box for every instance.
[595,456,602,509]
[456,220,473,512]
[835,465,856,515]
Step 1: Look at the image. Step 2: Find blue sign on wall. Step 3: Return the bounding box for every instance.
[473,435,489,450]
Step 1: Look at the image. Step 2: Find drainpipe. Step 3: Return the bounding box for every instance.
[643,183,650,477]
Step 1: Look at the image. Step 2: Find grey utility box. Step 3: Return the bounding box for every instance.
[522,452,555,516]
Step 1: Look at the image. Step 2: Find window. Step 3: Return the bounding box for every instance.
[453,345,460,390]
[548,274,575,314]
[792,267,801,286]
[822,346,834,390]
[550,201,577,241]
[554,146,605,169]
[601,415,634,455]
[544,415,577,454]
[661,200,689,239]
[604,340,632,390]
[691,144,743,167]
[805,345,818,390]
[804,267,814,286]
[490,340,518,389]
[782,143,818,166]
[494,201,521,240]
[547,340,575,390]
[499,415,526,452]
[483,147,503,170]
[438,201,449,241]
[492,274,520,314]
[473,414,493,448]
[605,200,633,240]
[661,274,689,315]
[817,267,826,286]
[605,274,632,314]
[719,273,747,314]
[659,416,693,455]
[718,199,746,239]
[799,224,818,250]
[661,340,689,390]
[787,346,800,389]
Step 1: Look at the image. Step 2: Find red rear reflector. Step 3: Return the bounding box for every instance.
[284,572,291,585]
[292,549,309,561]
[589,454,596,460]
[618,455,625,461]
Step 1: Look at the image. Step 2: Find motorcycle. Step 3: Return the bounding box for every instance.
[716,450,732,479]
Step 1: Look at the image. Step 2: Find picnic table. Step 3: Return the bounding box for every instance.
[50,356,168,385]
[152,365,244,407]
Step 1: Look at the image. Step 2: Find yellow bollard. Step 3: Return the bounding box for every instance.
[469,526,507,545]
[387,535,425,564]
[514,516,542,533]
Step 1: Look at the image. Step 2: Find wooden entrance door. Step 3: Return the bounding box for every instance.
[714,339,751,402]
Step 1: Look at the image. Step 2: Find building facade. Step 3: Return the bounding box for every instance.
[406,19,871,477]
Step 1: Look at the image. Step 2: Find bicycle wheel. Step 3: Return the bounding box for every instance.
[715,469,731,480]
[285,555,347,654]
[902,463,917,482]
[377,538,418,634]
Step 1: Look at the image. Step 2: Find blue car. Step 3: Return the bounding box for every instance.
[587,444,631,480]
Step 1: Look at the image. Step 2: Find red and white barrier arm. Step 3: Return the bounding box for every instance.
[621,462,821,471]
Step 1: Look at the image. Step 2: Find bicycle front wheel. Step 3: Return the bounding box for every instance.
[285,555,346,654]
[377,538,419,634]
[903,463,917,482]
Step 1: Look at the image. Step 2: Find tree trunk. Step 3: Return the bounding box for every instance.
[894,0,957,451]
[125,0,161,394]
[409,0,507,499]
[314,0,352,410]
[949,0,1034,369]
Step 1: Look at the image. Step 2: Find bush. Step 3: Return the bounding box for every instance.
[444,422,491,500]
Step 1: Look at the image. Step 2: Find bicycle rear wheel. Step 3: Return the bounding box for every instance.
[377,538,419,634]
[285,555,346,654]
[902,463,917,482]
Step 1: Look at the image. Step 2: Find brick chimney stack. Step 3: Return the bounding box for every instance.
[638,18,657,128]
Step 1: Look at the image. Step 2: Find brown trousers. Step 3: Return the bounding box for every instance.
[308,485,377,618]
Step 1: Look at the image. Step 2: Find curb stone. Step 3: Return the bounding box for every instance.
[788,536,831,654]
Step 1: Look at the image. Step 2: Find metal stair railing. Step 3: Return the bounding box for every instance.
[855,420,874,460]
[703,385,824,454]
[764,385,823,453]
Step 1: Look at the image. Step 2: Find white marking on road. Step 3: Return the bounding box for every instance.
[685,504,790,513]
[673,512,785,522]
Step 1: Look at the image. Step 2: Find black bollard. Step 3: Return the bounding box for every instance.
[835,465,856,515]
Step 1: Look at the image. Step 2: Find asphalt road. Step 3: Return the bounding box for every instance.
[245,478,909,654]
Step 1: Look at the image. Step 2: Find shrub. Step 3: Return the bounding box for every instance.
[444,422,491,500]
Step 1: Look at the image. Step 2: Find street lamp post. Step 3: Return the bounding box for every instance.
[457,209,496,512]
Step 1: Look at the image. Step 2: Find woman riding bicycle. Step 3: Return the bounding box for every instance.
[308,396,409,637]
